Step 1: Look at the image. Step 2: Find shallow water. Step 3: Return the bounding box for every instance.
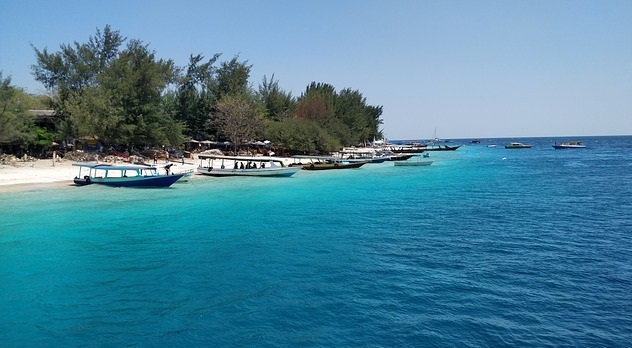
[1,136,631,347]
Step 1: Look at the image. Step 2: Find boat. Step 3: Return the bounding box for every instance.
[72,163,184,187]
[505,142,532,149]
[154,163,194,182]
[552,141,586,149]
[420,145,461,151]
[291,155,367,170]
[335,147,388,163]
[197,155,300,177]
[394,160,434,166]
[375,150,416,161]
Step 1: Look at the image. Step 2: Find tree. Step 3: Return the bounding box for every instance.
[214,56,252,99]
[214,95,263,152]
[32,27,181,149]
[265,119,338,154]
[0,72,35,148]
[31,25,125,104]
[175,54,221,139]
[258,74,295,121]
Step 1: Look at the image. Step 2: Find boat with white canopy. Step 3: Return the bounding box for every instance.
[197,155,300,177]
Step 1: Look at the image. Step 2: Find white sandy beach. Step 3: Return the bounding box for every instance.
[0,158,200,193]
[0,154,300,192]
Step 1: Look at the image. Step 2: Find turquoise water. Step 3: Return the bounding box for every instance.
[1,136,631,347]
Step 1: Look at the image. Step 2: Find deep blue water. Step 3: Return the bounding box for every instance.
[1,136,631,347]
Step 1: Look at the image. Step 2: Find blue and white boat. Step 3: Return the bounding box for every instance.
[73,163,184,187]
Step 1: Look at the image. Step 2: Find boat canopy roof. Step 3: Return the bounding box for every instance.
[72,163,156,171]
[292,155,339,160]
[198,154,282,161]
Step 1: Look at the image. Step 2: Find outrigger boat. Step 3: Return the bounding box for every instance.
[197,155,300,177]
[291,155,366,170]
[72,163,184,187]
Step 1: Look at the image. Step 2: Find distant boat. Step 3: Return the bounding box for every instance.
[505,142,532,149]
[552,141,586,149]
[421,145,461,151]
[471,140,481,144]
[72,163,184,187]
[394,160,434,167]
[197,155,300,177]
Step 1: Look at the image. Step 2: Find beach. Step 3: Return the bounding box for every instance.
[0,158,199,192]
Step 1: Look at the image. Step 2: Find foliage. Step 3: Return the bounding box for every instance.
[174,54,221,139]
[31,25,180,149]
[257,74,296,121]
[265,119,339,154]
[214,95,263,152]
[0,72,35,146]
[26,26,383,154]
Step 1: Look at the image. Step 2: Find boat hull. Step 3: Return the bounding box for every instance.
[197,166,300,177]
[73,174,184,187]
[300,162,366,170]
[420,145,461,151]
[394,160,434,166]
[552,145,586,149]
[505,145,532,149]
[385,154,416,161]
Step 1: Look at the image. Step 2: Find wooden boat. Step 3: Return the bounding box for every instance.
[552,141,586,149]
[72,163,184,187]
[394,160,434,166]
[197,155,300,177]
[291,155,367,170]
[505,142,532,149]
[420,145,461,151]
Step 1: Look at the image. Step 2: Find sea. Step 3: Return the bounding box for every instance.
[1,136,631,347]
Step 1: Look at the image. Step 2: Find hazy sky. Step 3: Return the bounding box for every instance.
[1,0,630,139]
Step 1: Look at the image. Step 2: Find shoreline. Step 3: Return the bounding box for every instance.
[0,158,200,193]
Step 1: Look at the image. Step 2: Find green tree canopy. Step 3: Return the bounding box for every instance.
[0,72,36,147]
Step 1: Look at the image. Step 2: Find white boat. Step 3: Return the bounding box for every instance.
[73,163,184,187]
[505,142,532,149]
[394,160,434,166]
[335,147,388,163]
[552,141,586,149]
[197,155,300,177]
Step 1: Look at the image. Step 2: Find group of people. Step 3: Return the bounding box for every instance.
[234,161,265,170]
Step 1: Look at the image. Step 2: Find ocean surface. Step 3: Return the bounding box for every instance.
[1,136,631,347]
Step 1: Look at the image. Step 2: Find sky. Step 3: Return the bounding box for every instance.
[1,0,630,139]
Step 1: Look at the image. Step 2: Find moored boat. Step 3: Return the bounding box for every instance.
[291,156,366,170]
[505,142,532,149]
[72,163,184,187]
[552,141,586,149]
[394,160,434,166]
[420,145,461,151]
[335,147,388,163]
[197,155,300,177]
